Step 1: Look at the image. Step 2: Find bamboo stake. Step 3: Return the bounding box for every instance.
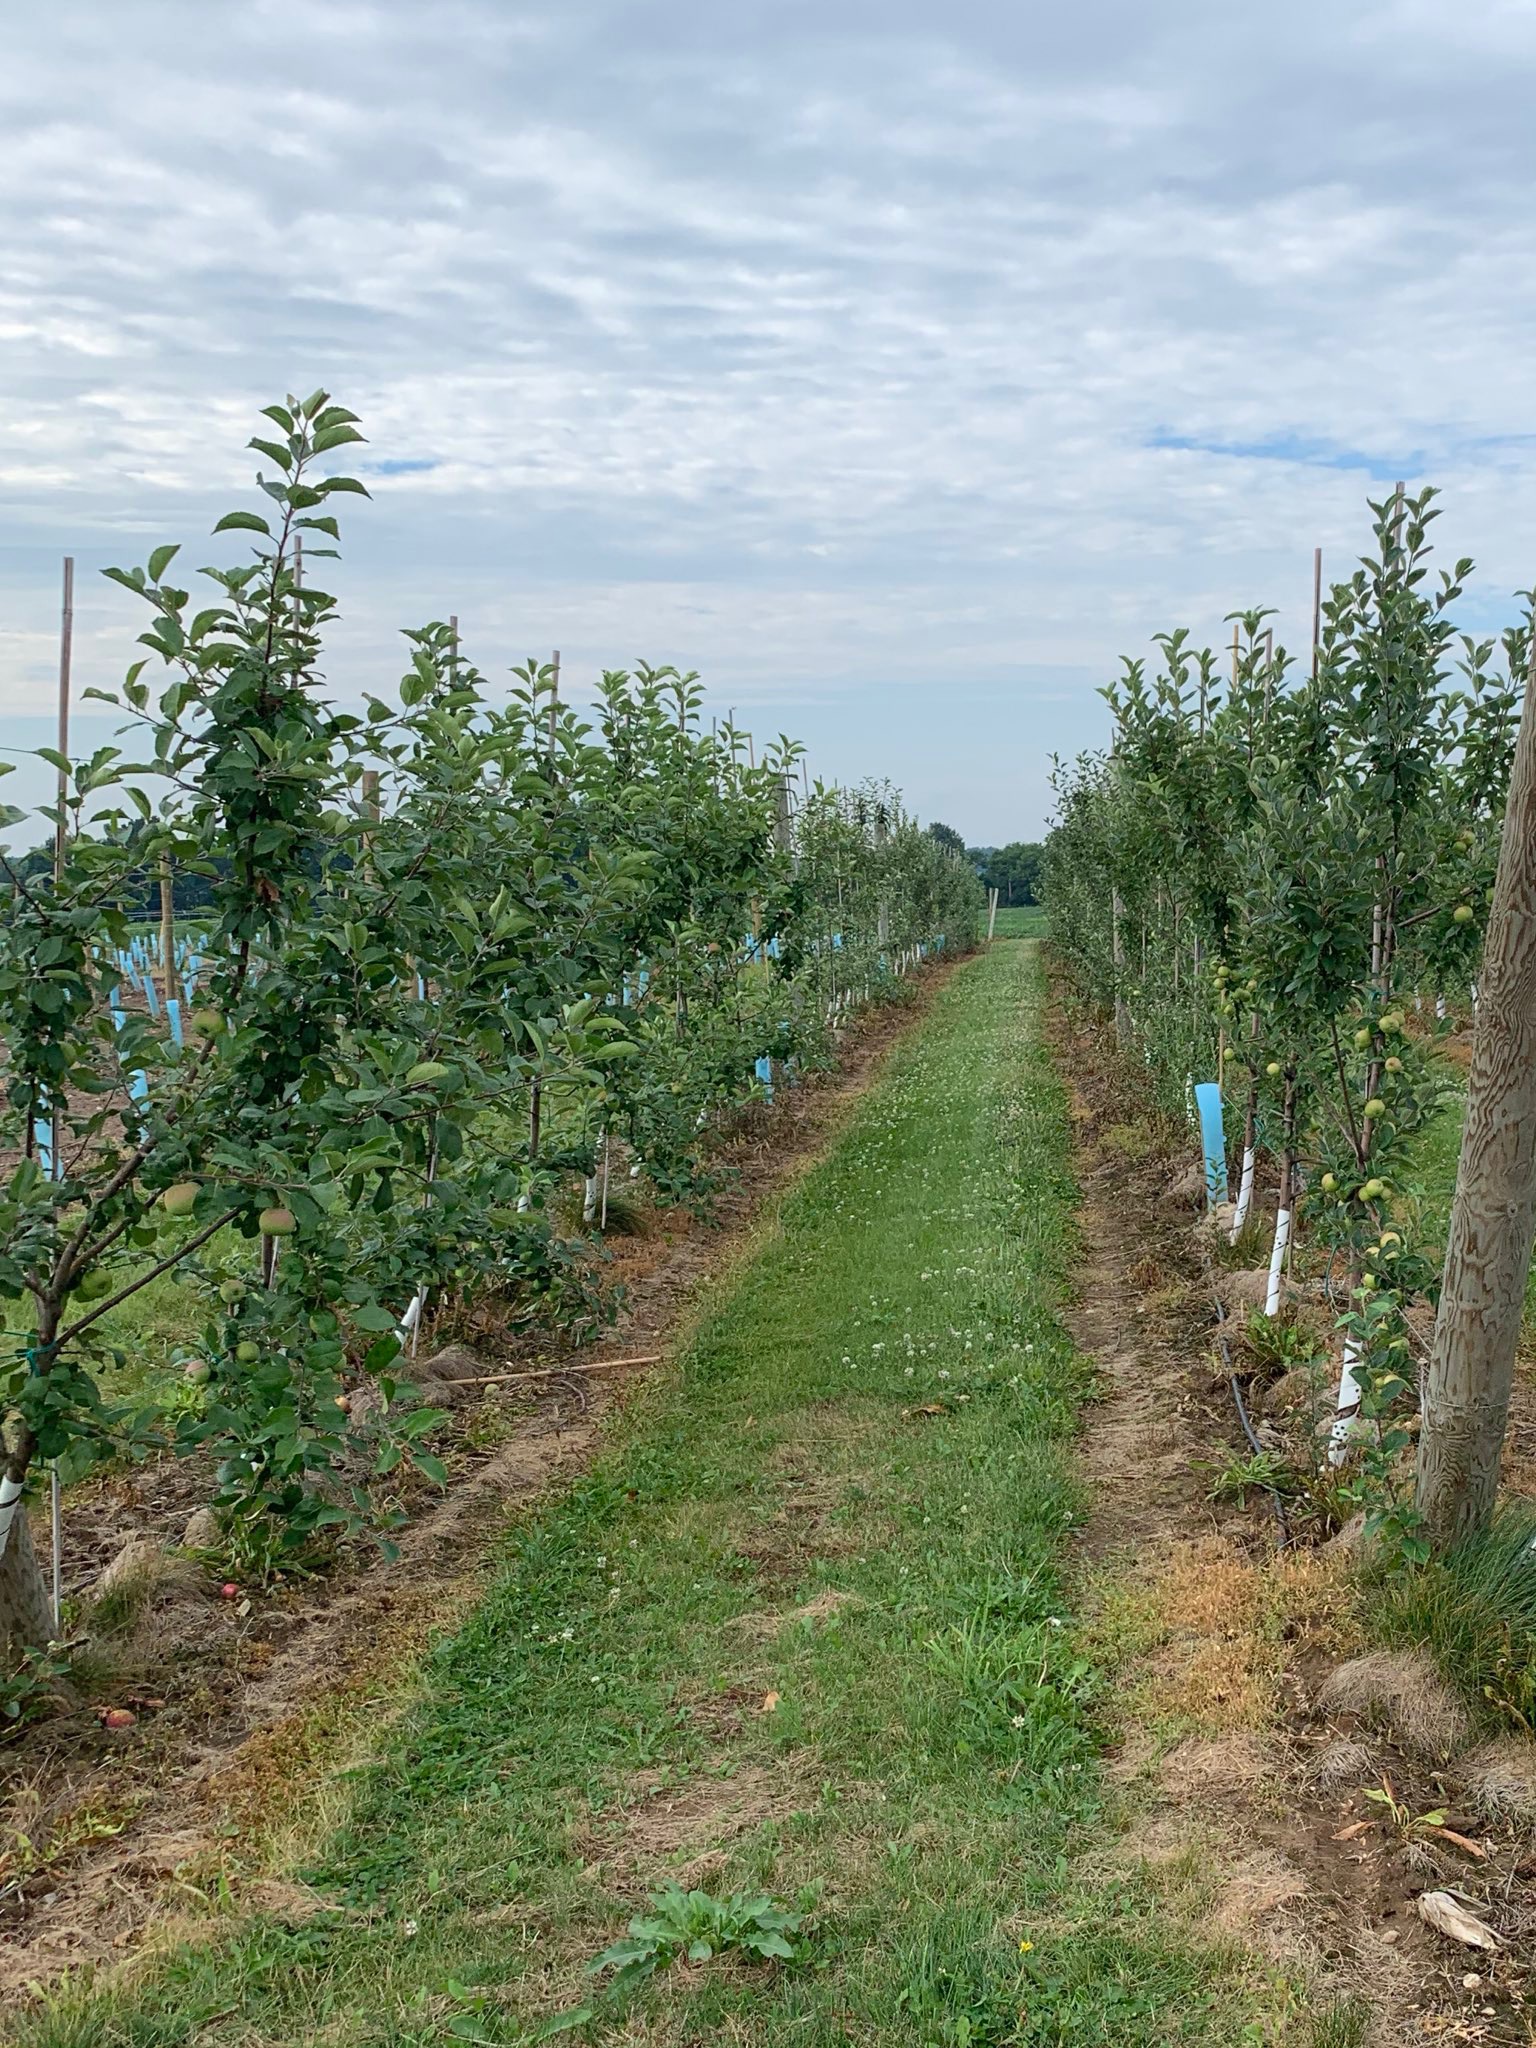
[360,767,380,866]
[159,852,176,997]
[1311,547,1322,681]
[456,1352,661,1389]
[51,555,73,1633]
[49,558,73,1175]
[54,557,73,881]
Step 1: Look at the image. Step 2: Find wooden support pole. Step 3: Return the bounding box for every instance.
[358,768,381,905]
[51,557,73,1175]
[53,557,73,882]
[159,853,176,994]
[50,554,73,1630]
[774,772,793,854]
[456,1352,661,1390]
[1311,546,1323,681]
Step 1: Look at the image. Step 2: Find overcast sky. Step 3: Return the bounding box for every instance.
[3,0,1534,846]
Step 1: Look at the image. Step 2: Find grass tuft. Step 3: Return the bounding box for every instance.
[1368,1503,1536,1733]
[1304,1996,1371,2048]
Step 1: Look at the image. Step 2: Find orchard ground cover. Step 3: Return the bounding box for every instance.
[0,976,937,1983]
[1044,965,1536,2046]
[990,906,1047,940]
[20,940,1282,2048]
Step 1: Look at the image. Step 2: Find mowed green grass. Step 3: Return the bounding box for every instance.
[27,944,1274,2047]
[990,905,1047,939]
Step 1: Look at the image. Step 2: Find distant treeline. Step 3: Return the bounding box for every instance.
[2,846,284,918]
[926,824,1042,905]
[8,826,1042,916]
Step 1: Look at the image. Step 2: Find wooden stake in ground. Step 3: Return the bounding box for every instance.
[50,556,73,1169]
[53,556,73,880]
[774,772,794,856]
[48,554,74,1635]
[360,767,381,873]
[1311,546,1323,681]
[158,852,176,998]
[1416,628,1536,1546]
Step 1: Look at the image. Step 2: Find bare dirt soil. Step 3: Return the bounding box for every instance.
[0,971,953,1996]
[1048,969,1536,2047]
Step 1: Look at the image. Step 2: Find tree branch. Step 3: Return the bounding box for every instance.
[55,1205,245,1349]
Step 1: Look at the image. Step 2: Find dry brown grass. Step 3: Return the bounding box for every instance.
[1316,1649,1472,1762]
[576,1761,795,1888]
[1209,1850,1308,1941]
[1462,1738,1536,1830]
[1157,1732,1272,1800]
[1111,1538,1362,1738]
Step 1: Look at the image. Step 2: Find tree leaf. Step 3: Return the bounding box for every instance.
[411,1449,449,1486]
[312,423,366,454]
[213,511,272,537]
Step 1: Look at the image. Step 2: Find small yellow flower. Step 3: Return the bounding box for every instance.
[1018,1938,1034,1954]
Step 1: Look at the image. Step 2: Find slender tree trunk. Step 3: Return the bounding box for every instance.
[0,1505,54,1662]
[1416,645,1536,1546]
[0,1306,52,1656]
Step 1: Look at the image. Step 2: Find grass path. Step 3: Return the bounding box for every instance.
[30,944,1274,2047]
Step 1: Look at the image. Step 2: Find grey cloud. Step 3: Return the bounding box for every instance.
[1,0,1534,843]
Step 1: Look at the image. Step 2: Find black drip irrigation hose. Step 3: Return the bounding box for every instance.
[1203,1250,1290,1549]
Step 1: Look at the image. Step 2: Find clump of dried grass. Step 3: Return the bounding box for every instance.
[1460,1738,1536,1830]
[1316,1649,1471,1762]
